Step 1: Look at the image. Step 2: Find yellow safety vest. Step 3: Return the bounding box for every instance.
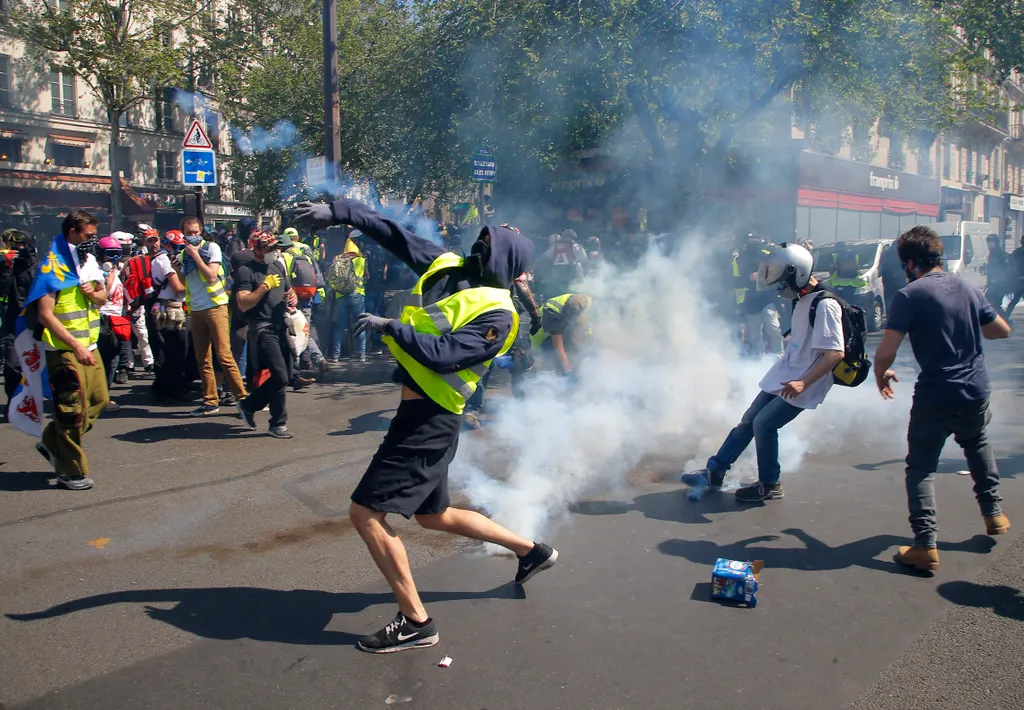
[42,283,100,350]
[732,256,746,305]
[184,241,229,308]
[530,293,576,350]
[383,253,518,414]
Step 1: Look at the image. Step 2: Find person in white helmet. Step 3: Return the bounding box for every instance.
[681,242,846,503]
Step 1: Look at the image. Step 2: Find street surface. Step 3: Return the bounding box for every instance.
[1,334,1023,710]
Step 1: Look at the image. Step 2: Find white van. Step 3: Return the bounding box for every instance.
[929,221,994,288]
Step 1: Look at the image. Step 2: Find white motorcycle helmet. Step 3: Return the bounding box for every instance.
[756,242,814,299]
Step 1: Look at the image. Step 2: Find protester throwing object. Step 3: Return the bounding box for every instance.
[296,198,559,654]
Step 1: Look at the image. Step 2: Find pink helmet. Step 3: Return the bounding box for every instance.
[98,236,122,250]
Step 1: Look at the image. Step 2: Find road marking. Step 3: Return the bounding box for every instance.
[88,537,111,549]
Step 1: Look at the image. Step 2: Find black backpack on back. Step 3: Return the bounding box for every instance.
[803,289,870,387]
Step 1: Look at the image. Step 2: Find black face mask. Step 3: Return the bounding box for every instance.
[465,237,490,282]
[76,237,100,263]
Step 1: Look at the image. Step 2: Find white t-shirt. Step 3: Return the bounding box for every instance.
[185,241,223,312]
[759,292,845,410]
[151,253,184,300]
[100,268,126,317]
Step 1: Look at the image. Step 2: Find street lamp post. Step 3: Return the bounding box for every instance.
[322,0,341,180]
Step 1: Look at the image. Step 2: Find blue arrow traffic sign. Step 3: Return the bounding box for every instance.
[182,148,217,186]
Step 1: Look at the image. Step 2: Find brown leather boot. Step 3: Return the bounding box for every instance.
[985,514,1011,535]
[895,546,940,572]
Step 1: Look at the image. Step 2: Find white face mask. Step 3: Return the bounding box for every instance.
[263,250,279,266]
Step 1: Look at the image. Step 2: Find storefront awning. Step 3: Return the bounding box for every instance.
[799,188,939,217]
[0,129,24,139]
[48,134,92,148]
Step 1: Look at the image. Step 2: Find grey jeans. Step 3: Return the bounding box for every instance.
[905,397,1002,548]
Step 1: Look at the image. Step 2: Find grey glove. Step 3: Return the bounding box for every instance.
[353,312,390,339]
[294,202,336,229]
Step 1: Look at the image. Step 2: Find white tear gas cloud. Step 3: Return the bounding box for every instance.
[450,237,912,545]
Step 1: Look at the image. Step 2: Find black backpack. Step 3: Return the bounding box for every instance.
[803,290,870,387]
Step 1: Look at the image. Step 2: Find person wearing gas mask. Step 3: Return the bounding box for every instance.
[1,229,38,417]
[150,230,188,401]
[233,231,298,439]
[34,211,109,490]
[295,198,559,655]
[680,243,846,503]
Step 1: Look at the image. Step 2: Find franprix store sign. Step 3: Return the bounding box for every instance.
[799,152,940,205]
[1009,195,1024,212]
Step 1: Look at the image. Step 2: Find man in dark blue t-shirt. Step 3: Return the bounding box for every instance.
[874,225,1012,573]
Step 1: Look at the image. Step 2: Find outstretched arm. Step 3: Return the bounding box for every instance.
[330,199,445,275]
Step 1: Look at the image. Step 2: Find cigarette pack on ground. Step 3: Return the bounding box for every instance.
[711,558,764,608]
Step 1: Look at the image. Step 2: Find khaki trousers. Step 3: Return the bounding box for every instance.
[190,304,247,405]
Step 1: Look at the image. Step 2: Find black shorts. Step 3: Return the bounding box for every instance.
[351,398,462,518]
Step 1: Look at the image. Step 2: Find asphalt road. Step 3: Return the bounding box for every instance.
[1,335,1022,710]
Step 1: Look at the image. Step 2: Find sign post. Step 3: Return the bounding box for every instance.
[306,156,327,187]
[182,120,216,226]
[471,146,496,226]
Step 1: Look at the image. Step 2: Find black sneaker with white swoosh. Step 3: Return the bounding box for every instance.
[356,612,439,654]
[515,542,559,584]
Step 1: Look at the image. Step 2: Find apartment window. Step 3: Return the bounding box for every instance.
[50,70,76,116]
[993,151,1001,192]
[942,143,951,179]
[0,137,22,162]
[155,88,176,132]
[156,150,177,181]
[116,145,132,179]
[0,55,10,109]
[52,143,84,167]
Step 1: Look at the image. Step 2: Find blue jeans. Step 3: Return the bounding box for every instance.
[707,390,803,485]
[331,292,365,358]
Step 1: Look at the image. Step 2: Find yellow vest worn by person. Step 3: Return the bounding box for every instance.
[383,253,518,415]
[529,293,591,350]
[732,255,746,305]
[184,241,229,308]
[42,282,101,350]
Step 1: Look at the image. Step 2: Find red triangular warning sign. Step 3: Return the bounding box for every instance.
[182,120,213,149]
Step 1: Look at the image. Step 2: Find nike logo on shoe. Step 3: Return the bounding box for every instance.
[520,562,534,571]
[396,631,421,641]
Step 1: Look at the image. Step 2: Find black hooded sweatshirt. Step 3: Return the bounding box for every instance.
[329,199,533,391]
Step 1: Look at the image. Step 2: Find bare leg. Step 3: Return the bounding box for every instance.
[415,507,534,557]
[349,502,428,623]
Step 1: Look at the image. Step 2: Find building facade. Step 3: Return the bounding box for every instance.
[0,35,254,237]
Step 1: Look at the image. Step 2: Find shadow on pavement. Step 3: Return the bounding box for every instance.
[112,421,256,444]
[572,488,747,525]
[0,471,53,491]
[328,409,394,436]
[936,580,1024,621]
[658,529,995,574]
[856,454,1024,479]
[5,584,525,645]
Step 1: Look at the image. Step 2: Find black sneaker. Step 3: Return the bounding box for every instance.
[268,425,294,439]
[56,475,94,490]
[515,543,559,584]
[221,391,237,407]
[35,441,55,471]
[114,370,129,385]
[735,481,784,503]
[190,404,220,417]
[236,401,257,430]
[357,612,439,654]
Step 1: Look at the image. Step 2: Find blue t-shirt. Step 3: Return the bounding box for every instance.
[886,271,997,405]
